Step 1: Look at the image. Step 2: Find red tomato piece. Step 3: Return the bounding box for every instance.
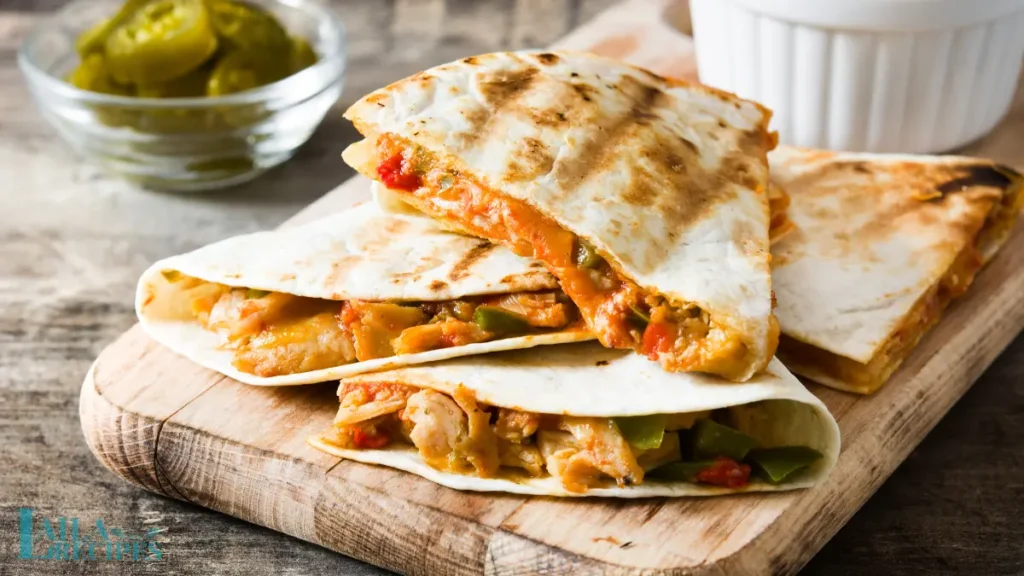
[376,152,423,192]
[695,457,751,488]
[352,428,390,449]
[641,322,675,358]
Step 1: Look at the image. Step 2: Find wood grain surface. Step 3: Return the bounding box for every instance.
[2,1,1024,575]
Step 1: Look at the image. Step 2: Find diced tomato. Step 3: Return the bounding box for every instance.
[695,457,751,488]
[641,322,675,358]
[351,427,390,449]
[376,152,423,192]
[339,302,360,326]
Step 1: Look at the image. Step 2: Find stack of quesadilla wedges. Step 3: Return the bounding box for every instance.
[135,49,1023,498]
[313,50,839,496]
[341,50,782,383]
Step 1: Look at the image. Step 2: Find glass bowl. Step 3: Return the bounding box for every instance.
[18,0,346,192]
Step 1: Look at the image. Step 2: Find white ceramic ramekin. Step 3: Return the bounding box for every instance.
[690,0,1024,153]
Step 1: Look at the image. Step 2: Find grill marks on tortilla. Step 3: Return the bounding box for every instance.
[505,137,555,183]
[551,75,750,268]
[458,60,542,152]
[549,76,665,190]
[774,159,1006,267]
[449,241,496,281]
[478,64,539,110]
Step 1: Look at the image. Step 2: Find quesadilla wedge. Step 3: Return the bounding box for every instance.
[342,50,779,382]
[136,202,593,386]
[309,342,839,497]
[771,147,1024,394]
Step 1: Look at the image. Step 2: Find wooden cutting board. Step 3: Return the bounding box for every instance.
[79,0,1024,574]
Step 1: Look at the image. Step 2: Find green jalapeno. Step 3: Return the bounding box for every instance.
[104,0,219,85]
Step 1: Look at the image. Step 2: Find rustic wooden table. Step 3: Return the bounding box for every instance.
[2,1,1022,574]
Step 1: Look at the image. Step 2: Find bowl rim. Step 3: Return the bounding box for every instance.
[18,0,347,109]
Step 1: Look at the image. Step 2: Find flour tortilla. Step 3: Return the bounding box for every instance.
[136,202,593,386]
[310,342,840,497]
[342,50,777,381]
[770,146,1024,393]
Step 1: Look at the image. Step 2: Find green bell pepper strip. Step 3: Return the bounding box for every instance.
[613,414,666,451]
[691,419,758,461]
[746,446,823,484]
[473,306,530,334]
[574,239,603,269]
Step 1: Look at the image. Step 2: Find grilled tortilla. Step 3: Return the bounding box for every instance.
[771,147,1024,394]
[309,342,840,497]
[136,202,592,386]
[342,50,779,382]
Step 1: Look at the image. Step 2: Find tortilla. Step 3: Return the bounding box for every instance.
[309,342,840,497]
[342,50,778,382]
[770,146,1024,394]
[136,202,593,387]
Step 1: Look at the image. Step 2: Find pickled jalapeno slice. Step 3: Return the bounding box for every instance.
[207,0,290,52]
[206,49,288,96]
[67,53,133,95]
[104,0,218,85]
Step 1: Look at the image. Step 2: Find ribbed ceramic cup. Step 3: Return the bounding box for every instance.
[690,0,1024,153]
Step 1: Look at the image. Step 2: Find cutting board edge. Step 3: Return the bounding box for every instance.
[80,365,766,575]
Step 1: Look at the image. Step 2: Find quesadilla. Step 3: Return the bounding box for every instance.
[771,147,1024,394]
[342,50,779,382]
[309,342,839,497]
[136,202,593,386]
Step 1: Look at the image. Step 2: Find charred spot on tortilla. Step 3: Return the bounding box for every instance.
[596,360,609,366]
[639,67,667,84]
[935,165,1015,196]
[428,280,448,291]
[505,137,556,183]
[448,241,496,281]
[570,82,598,102]
[462,56,479,65]
[479,66,539,109]
[529,107,571,129]
[845,162,871,174]
[534,53,560,65]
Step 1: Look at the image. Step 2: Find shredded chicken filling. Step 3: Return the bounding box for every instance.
[147,273,578,377]
[373,134,770,380]
[318,382,815,493]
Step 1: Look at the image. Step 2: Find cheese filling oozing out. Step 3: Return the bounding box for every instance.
[142,272,581,377]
